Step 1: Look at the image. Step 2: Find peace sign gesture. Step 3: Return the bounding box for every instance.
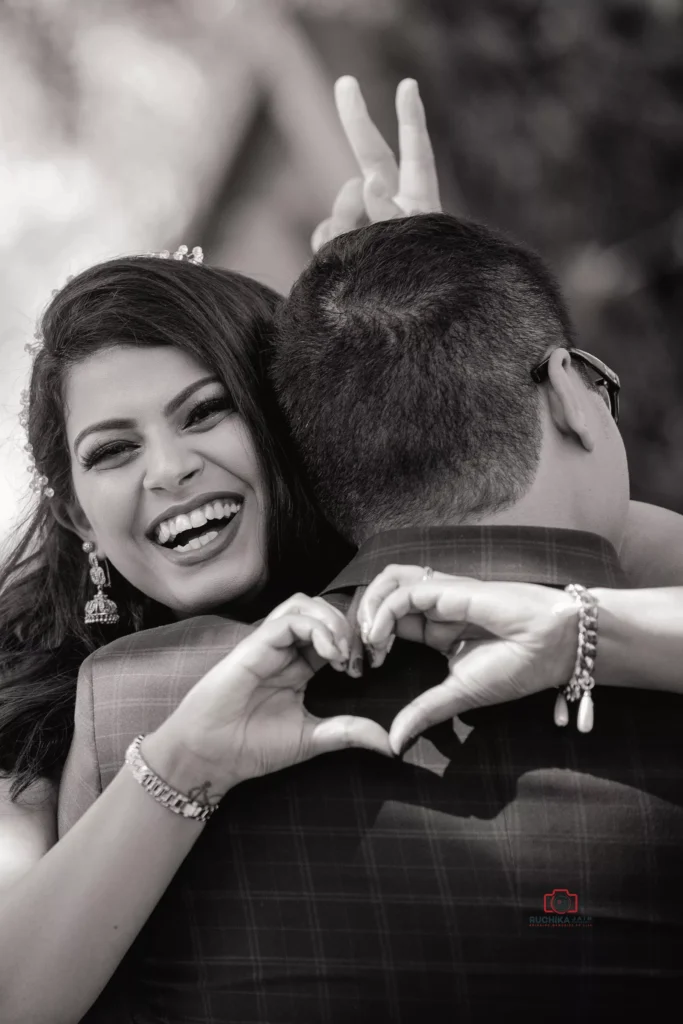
[312,76,442,252]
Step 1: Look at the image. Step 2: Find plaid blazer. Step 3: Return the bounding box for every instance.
[58,527,683,1023]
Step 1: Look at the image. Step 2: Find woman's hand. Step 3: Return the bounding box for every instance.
[161,593,391,788]
[357,566,579,754]
[311,76,441,252]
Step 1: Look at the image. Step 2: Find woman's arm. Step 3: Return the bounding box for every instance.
[590,586,683,690]
[0,593,386,1024]
[356,567,683,752]
[0,734,224,1024]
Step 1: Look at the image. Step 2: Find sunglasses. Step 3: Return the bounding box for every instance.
[531,348,620,424]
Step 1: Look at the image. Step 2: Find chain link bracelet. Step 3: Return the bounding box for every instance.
[125,734,222,823]
[553,584,599,734]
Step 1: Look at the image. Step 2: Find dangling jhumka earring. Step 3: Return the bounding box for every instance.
[82,542,119,625]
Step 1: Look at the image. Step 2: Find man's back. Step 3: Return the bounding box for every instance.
[59,528,683,1022]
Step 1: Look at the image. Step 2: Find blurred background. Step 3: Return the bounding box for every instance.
[0,0,681,543]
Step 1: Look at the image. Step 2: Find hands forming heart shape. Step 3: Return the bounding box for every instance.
[168,565,580,792]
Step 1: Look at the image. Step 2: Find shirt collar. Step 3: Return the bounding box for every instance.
[321,525,627,597]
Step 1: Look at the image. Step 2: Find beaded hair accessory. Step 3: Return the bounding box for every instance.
[20,245,204,499]
[147,244,204,264]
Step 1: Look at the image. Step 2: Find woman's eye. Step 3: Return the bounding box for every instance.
[82,441,136,469]
[185,397,231,427]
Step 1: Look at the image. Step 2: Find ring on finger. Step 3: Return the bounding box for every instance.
[422,566,434,581]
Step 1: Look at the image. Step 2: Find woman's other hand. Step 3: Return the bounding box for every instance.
[158,593,391,790]
[311,77,441,252]
[357,565,578,755]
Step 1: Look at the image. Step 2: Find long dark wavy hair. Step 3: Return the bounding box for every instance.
[0,256,351,800]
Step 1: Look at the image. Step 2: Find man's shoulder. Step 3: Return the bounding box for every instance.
[72,615,256,787]
[86,615,254,679]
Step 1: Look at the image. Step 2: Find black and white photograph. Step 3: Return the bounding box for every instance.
[1,1,682,1021]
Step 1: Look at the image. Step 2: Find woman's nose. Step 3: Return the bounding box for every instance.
[143,439,204,492]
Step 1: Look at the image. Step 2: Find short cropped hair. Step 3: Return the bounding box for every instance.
[272,213,575,542]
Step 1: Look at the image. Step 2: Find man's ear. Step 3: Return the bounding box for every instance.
[545,348,595,453]
[52,500,99,552]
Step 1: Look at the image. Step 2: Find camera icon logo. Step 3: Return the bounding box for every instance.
[543,889,579,914]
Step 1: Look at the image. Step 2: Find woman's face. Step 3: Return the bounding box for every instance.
[64,344,269,616]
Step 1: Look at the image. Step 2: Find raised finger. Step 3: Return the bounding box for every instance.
[335,76,399,195]
[395,79,441,213]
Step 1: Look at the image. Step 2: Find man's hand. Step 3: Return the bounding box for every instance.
[357,565,579,756]
[311,76,441,252]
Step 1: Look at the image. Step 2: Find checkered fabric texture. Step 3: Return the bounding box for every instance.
[58,527,683,1022]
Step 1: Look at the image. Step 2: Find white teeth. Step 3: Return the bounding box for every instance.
[198,531,217,547]
[154,498,243,544]
[188,538,202,550]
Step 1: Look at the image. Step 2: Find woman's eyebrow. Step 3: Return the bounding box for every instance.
[73,376,218,453]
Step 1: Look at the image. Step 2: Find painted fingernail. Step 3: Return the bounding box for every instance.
[330,659,348,673]
[360,622,371,645]
[348,656,364,679]
[369,636,394,669]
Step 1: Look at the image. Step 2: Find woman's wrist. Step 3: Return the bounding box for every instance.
[140,725,236,801]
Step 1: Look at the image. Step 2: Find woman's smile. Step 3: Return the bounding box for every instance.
[148,492,246,567]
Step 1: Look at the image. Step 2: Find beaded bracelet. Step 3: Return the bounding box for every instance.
[553,583,599,734]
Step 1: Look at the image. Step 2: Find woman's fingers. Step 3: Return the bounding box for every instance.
[395,79,441,214]
[334,76,399,196]
[358,565,455,642]
[311,176,365,252]
[304,713,392,759]
[368,581,475,647]
[264,594,352,667]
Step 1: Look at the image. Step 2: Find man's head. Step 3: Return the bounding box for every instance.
[272,214,629,548]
